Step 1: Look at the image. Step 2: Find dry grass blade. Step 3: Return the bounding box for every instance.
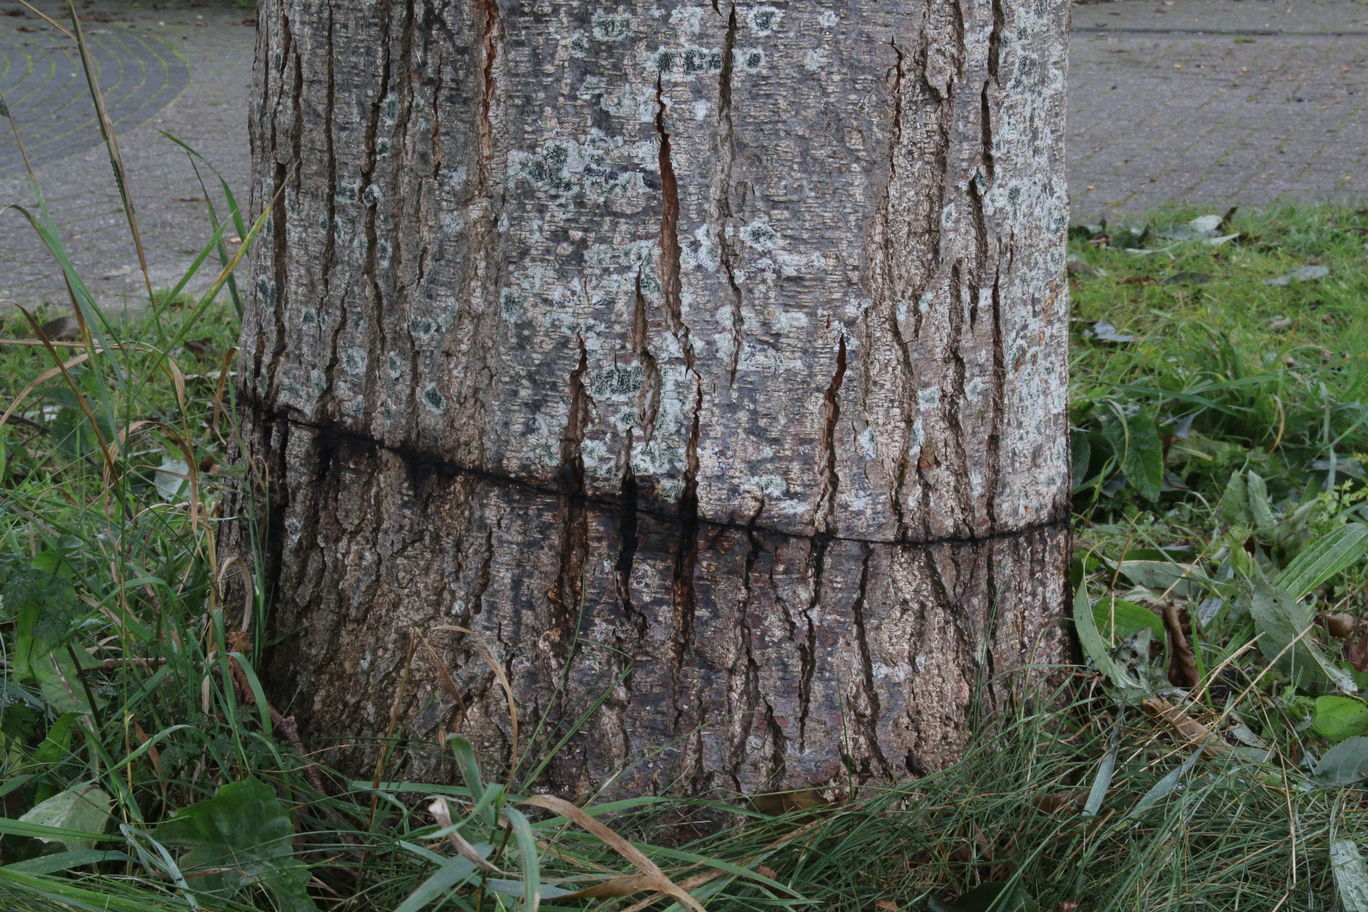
[14,307,117,479]
[432,624,519,759]
[520,793,708,912]
[65,0,153,300]
[0,351,92,431]
[16,0,73,38]
[427,797,507,876]
[561,873,672,899]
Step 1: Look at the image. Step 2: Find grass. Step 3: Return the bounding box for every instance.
[4,10,1368,908]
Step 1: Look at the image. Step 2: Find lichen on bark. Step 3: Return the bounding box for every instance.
[239,0,1072,798]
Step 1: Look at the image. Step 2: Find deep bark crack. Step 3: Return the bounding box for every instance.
[717,4,744,383]
[553,342,592,637]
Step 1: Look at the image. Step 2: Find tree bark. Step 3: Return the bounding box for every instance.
[240,0,1072,798]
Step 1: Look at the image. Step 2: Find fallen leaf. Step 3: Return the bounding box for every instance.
[1163,603,1198,687]
[1265,264,1330,286]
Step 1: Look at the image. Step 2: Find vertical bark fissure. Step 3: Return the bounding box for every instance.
[615,432,642,632]
[881,40,916,544]
[943,263,972,523]
[816,335,848,532]
[477,0,499,172]
[263,11,299,401]
[391,2,425,435]
[796,538,826,747]
[630,271,662,444]
[985,266,1005,528]
[465,0,504,466]
[554,342,591,635]
[654,76,696,375]
[967,176,990,327]
[987,0,1005,86]
[850,545,893,778]
[319,5,344,415]
[656,72,703,729]
[716,4,744,383]
[358,0,394,417]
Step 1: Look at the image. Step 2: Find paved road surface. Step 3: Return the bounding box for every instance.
[1,0,1365,308]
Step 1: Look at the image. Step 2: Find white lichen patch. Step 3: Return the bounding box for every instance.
[683,224,718,271]
[818,10,839,27]
[755,474,788,498]
[589,365,644,400]
[579,438,614,476]
[648,45,724,77]
[735,47,765,73]
[748,6,782,34]
[857,426,877,458]
[772,309,808,332]
[804,48,828,72]
[591,12,632,40]
[667,6,704,34]
[509,132,648,208]
[632,439,686,482]
[740,216,780,250]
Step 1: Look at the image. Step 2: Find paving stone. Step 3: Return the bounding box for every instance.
[0,0,1365,310]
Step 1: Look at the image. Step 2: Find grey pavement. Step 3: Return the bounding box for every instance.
[0,1,253,311]
[1069,0,1368,219]
[1,1,1366,310]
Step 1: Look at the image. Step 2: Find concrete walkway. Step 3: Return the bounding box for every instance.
[1,0,1366,309]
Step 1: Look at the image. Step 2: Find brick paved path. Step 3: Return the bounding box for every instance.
[1069,0,1368,219]
[0,1,1365,309]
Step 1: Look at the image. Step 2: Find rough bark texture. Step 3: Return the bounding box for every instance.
[240,0,1072,798]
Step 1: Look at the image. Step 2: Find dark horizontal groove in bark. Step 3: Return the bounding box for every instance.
[244,395,1071,549]
[1072,26,1368,38]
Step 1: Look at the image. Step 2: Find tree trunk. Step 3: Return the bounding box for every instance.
[239,0,1072,798]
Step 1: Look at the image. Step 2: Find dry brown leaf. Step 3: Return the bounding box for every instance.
[1325,613,1358,638]
[1163,603,1198,687]
[749,788,827,817]
[1142,696,1229,757]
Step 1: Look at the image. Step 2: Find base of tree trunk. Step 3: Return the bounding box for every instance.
[241,404,1068,799]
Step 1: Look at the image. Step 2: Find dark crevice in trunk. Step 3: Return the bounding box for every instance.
[717,3,744,383]
[262,10,297,401]
[944,263,972,530]
[554,343,591,637]
[849,545,894,779]
[318,5,342,416]
[796,534,828,747]
[476,0,500,174]
[615,435,642,633]
[987,0,1005,85]
[655,75,692,373]
[816,335,848,532]
[985,267,1005,529]
[359,0,395,416]
[630,270,662,444]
